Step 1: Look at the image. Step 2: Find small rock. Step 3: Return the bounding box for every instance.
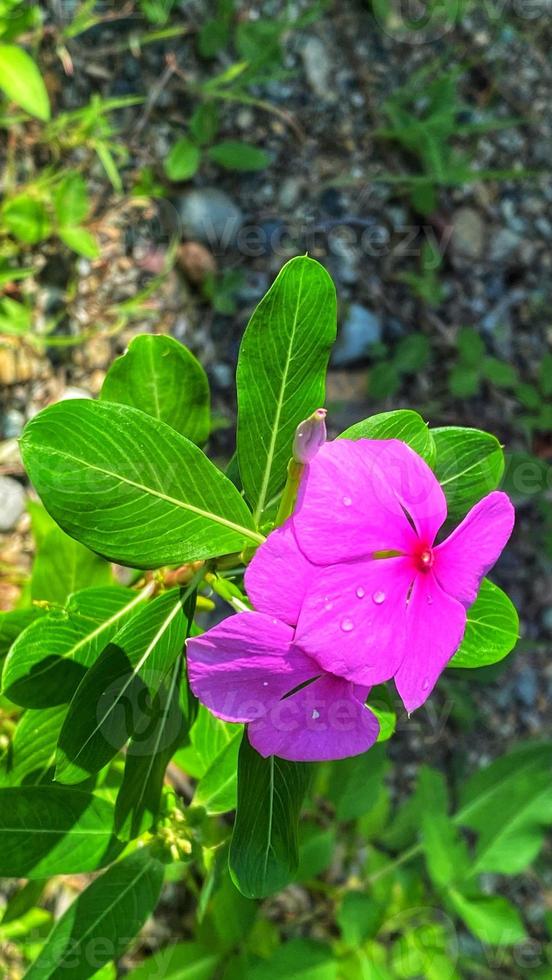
[515,667,538,708]
[489,228,520,262]
[278,177,303,211]
[0,477,25,531]
[177,241,217,286]
[61,386,92,401]
[2,409,24,439]
[211,363,233,389]
[332,304,382,368]
[301,36,334,101]
[175,189,244,249]
[452,207,486,260]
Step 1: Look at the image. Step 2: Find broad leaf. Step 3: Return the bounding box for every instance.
[114,658,190,840]
[450,579,519,668]
[2,586,141,708]
[229,733,311,898]
[0,787,119,878]
[246,939,337,980]
[432,426,504,517]
[0,705,66,786]
[101,335,210,444]
[418,767,469,887]
[175,704,241,779]
[2,195,50,243]
[457,742,552,874]
[448,890,526,946]
[31,524,113,605]
[236,256,336,523]
[125,942,219,980]
[26,848,164,980]
[54,173,89,226]
[55,589,194,784]
[207,141,270,172]
[0,607,46,659]
[326,744,388,822]
[165,138,201,181]
[339,409,435,465]
[59,226,100,259]
[21,400,261,567]
[193,728,242,814]
[0,44,50,120]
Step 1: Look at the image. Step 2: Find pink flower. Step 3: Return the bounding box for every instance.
[186,438,514,760]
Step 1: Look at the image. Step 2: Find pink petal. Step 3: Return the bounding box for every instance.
[375,440,447,545]
[294,556,414,686]
[292,440,411,564]
[248,673,379,761]
[394,573,466,713]
[244,519,313,626]
[186,612,317,723]
[433,491,515,608]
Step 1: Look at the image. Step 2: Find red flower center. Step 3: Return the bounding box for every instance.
[413,543,435,573]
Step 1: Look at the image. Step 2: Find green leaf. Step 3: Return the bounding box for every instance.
[394,333,430,374]
[337,892,381,946]
[2,587,142,708]
[237,256,336,522]
[457,742,552,874]
[246,939,336,980]
[174,704,241,778]
[0,706,66,786]
[193,728,241,814]
[448,890,526,946]
[339,409,435,465]
[0,787,119,878]
[189,103,220,145]
[59,226,100,259]
[368,685,396,743]
[125,942,219,980]
[449,366,480,399]
[100,335,210,444]
[0,44,50,120]
[31,524,113,605]
[20,399,262,568]
[0,607,47,659]
[326,744,388,822]
[457,327,485,368]
[368,361,400,400]
[432,426,505,517]
[114,658,189,840]
[165,137,201,181]
[55,588,194,784]
[229,733,311,898]
[2,194,50,243]
[207,141,270,172]
[25,848,164,979]
[54,173,89,226]
[418,767,469,887]
[450,579,519,668]
[482,356,518,389]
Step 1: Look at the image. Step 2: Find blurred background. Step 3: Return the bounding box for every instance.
[0,1,551,977]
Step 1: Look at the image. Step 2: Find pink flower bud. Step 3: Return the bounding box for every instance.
[293,408,327,464]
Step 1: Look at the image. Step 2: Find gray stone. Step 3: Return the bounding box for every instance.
[332,304,382,367]
[175,189,244,248]
[515,667,538,708]
[2,409,24,439]
[0,476,25,531]
[452,207,486,260]
[301,37,334,101]
[489,228,520,262]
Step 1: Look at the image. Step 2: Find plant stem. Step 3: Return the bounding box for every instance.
[274,459,304,527]
[365,842,423,886]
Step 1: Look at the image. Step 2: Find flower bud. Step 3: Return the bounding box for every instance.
[292,408,327,464]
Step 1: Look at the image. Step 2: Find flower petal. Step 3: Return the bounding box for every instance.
[248,673,379,761]
[294,557,414,686]
[293,439,416,564]
[394,573,466,713]
[375,439,447,545]
[244,519,313,626]
[433,491,515,608]
[186,612,317,723]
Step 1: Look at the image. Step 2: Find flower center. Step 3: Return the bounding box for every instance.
[414,545,434,573]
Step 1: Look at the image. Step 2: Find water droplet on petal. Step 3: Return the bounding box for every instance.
[312,709,320,720]
[263,681,269,687]
[325,601,333,611]
[422,677,430,691]
[356,587,365,599]
[372,590,386,605]
[342,496,352,507]
[426,594,433,605]
[341,618,354,632]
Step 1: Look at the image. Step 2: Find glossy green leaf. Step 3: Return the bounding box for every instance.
[2,587,141,708]
[0,787,119,878]
[448,890,526,946]
[165,138,201,181]
[101,335,210,444]
[207,141,270,172]
[0,44,50,120]
[31,525,113,605]
[450,579,519,668]
[339,409,435,465]
[55,589,194,784]
[114,658,189,840]
[20,399,262,568]
[25,848,164,979]
[0,607,47,659]
[432,426,505,517]
[237,256,336,522]
[0,705,66,786]
[193,728,241,814]
[457,742,552,874]
[229,734,311,898]
[125,942,219,980]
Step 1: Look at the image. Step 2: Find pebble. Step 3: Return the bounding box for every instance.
[332,304,382,368]
[177,241,217,285]
[175,189,244,248]
[452,207,486,260]
[0,477,25,531]
[515,667,538,708]
[2,409,24,439]
[301,36,334,101]
[489,227,520,262]
[278,177,303,211]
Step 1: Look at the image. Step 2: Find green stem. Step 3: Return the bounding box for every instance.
[365,842,423,886]
[274,459,304,527]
